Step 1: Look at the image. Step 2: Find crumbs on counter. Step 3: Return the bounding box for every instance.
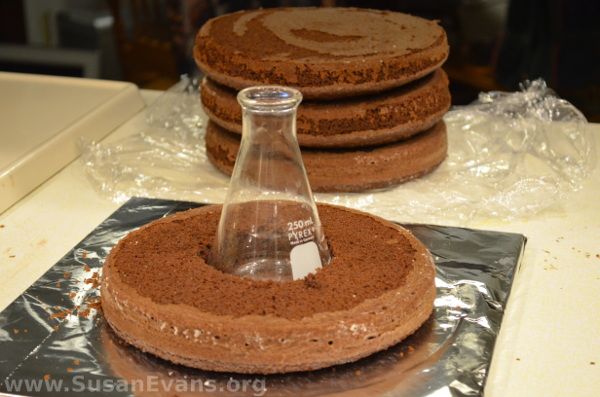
[83,264,91,272]
[64,272,71,279]
[73,359,80,366]
[43,374,50,381]
[9,255,16,258]
[0,224,4,228]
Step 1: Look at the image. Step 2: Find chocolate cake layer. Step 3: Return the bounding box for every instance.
[205,120,447,192]
[194,8,449,99]
[201,70,450,148]
[101,204,436,373]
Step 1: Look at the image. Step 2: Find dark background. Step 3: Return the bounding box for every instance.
[1,0,598,121]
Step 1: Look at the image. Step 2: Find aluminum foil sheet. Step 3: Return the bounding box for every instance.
[0,198,525,397]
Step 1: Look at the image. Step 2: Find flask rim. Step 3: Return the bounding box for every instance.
[237,85,303,112]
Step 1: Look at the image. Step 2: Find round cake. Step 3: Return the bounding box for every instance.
[194,8,449,99]
[201,69,450,148]
[101,204,436,374]
[205,120,448,192]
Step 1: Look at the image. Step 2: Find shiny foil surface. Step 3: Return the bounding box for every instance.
[0,198,525,397]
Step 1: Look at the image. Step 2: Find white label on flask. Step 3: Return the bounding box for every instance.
[290,241,322,280]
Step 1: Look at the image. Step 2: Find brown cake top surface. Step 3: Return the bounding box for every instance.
[108,204,418,320]
[198,7,445,63]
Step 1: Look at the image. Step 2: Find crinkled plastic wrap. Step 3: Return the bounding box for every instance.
[81,78,595,224]
[0,198,525,396]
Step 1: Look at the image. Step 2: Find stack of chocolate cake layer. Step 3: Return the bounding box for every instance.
[194,7,451,192]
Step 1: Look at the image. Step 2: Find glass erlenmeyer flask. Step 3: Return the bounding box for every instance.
[212,86,331,281]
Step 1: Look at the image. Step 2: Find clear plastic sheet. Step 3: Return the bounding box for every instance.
[81,78,595,224]
[0,197,526,396]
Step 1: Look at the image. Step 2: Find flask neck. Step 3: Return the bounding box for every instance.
[238,86,301,148]
[241,107,298,144]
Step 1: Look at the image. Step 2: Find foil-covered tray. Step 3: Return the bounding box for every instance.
[0,198,525,396]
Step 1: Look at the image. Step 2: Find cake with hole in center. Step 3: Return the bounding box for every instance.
[101,204,436,374]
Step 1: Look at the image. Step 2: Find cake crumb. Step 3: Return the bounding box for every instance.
[9,255,16,258]
[43,374,50,381]
[303,274,320,288]
[84,271,101,288]
[0,224,4,228]
[591,361,596,365]
[79,308,90,318]
[64,272,71,279]
[516,357,521,361]
[73,359,80,366]
[83,264,91,272]
[50,309,72,319]
[66,367,74,373]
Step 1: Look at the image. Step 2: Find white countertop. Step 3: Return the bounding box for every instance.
[0,88,599,396]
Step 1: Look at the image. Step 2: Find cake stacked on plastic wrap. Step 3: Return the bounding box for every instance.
[194,7,450,192]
